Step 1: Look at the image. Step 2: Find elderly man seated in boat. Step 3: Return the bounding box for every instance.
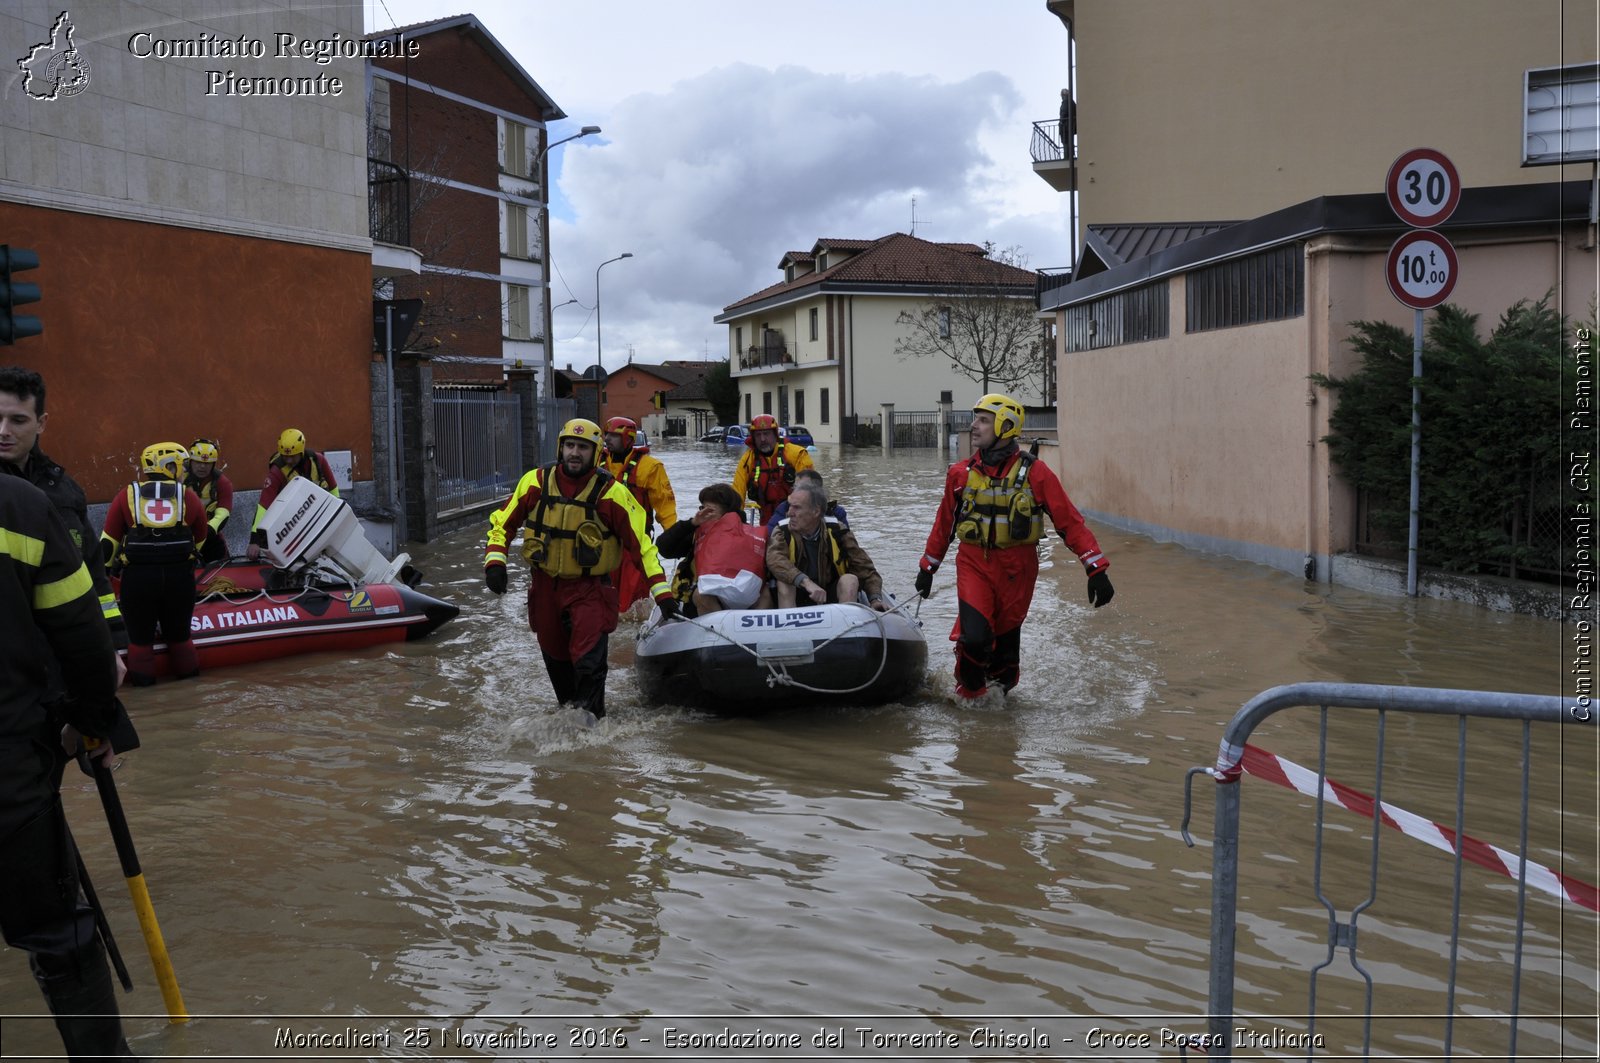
[656,482,772,617]
[767,481,889,611]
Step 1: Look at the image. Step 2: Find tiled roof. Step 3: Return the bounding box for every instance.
[664,377,709,401]
[723,233,1037,315]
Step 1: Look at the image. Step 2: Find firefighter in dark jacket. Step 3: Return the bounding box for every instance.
[101,443,209,686]
[0,367,126,650]
[484,419,678,719]
[0,473,138,1061]
[248,428,339,559]
[916,393,1114,699]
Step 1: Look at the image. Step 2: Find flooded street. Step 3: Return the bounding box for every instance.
[2,440,1593,1060]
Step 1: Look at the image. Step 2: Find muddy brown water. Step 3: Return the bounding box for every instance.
[1,441,1593,1060]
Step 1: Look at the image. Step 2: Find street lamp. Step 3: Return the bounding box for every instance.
[594,252,633,422]
[536,125,601,397]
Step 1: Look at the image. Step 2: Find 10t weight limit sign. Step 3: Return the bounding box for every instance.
[1386,229,1458,310]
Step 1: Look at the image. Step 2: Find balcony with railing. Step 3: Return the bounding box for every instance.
[735,330,792,373]
[1030,119,1077,194]
[369,158,422,277]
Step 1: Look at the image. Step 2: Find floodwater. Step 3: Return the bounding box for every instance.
[1,440,1594,1061]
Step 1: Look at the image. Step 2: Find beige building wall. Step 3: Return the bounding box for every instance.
[1050,230,1592,575]
[1070,0,1599,228]
[2,1,369,249]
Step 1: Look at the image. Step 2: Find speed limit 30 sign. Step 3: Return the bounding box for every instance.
[1386,147,1461,228]
[1386,229,1459,310]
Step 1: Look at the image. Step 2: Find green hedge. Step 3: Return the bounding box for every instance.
[1313,297,1587,578]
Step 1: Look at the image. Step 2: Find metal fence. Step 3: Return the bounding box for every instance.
[1182,682,1590,1060]
[433,387,522,517]
[1352,484,1564,583]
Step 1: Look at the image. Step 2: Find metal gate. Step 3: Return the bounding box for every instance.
[1181,682,1593,1060]
[433,387,521,516]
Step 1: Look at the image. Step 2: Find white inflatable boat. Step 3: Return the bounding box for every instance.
[634,601,927,712]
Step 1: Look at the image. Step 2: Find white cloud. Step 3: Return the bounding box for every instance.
[364,1,1075,368]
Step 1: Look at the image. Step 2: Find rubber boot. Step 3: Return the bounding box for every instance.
[954,642,989,699]
[987,627,1022,693]
[542,653,578,705]
[167,639,200,680]
[123,645,157,688]
[571,637,610,720]
[32,941,137,1061]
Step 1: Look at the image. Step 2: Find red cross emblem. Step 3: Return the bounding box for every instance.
[143,497,173,522]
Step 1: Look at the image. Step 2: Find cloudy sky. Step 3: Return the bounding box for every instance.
[361,1,1075,373]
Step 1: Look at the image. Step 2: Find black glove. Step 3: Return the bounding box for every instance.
[657,597,680,621]
[485,564,508,595]
[1087,569,1115,608]
[250,528,268,549]
[914,568,934,599]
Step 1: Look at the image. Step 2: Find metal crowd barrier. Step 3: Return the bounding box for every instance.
[1181,682,1592,1060]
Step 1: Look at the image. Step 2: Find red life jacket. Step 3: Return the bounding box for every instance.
[693,511,768,581]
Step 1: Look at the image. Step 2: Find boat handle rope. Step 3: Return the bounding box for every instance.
[661,591,926,696]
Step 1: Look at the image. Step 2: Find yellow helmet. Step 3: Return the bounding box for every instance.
[557,418,603,467]
[188,438,220,465]
[972,393,1025,441]
[140,441,189,480]
[277,428,306,458]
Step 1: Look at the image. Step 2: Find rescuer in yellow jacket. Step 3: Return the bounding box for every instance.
[730,413,814,525]
[484,419,678,719]
[599,416,678,614]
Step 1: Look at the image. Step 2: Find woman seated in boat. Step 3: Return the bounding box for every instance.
[767,481,890,611]
[655,483,772,618]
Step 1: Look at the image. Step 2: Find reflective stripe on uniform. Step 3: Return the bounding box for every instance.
[36,561,94,611]
[0,526,46,568]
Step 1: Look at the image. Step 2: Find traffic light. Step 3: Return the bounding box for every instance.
[0,246,42,344]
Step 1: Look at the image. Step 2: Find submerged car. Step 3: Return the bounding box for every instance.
[698,426,726,443]
[722,424,749,447]
[783,425,815,446]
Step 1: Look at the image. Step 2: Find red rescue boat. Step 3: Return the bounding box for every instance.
[115,478,459,676]
[117,559,459,677]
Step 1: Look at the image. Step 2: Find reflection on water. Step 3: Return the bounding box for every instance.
[1,441,1592,1059]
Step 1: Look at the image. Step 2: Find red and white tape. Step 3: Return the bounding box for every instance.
[1224,743,1599,914]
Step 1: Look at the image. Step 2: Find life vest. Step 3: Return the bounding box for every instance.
[780,516,845,580]
[271,449,335,491]
[952,452,1044,549]
[520,464,622,578]
[122,480,195,565]
[608,448,655,528]
[745,446,797,505]
[186,473,224,522]
[695,512,768,581]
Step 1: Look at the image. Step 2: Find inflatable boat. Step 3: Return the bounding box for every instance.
[119,479,459,676]
[634,601,927,711]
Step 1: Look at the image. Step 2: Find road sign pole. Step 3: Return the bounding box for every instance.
[1408,308,1423,597]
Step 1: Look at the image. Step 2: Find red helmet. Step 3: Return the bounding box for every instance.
[603,416,639,450]
[749,413,779,434]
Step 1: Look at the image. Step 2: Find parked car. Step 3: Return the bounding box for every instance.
[634,429,650,448]
[782,425,815,447]
[722,424,749,447]
[698,426,726,443]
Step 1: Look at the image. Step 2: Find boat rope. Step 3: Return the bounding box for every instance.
[193,561,362,607]
[658,599,911,696]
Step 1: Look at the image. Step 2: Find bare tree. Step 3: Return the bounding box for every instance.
[894,244,1042,396]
